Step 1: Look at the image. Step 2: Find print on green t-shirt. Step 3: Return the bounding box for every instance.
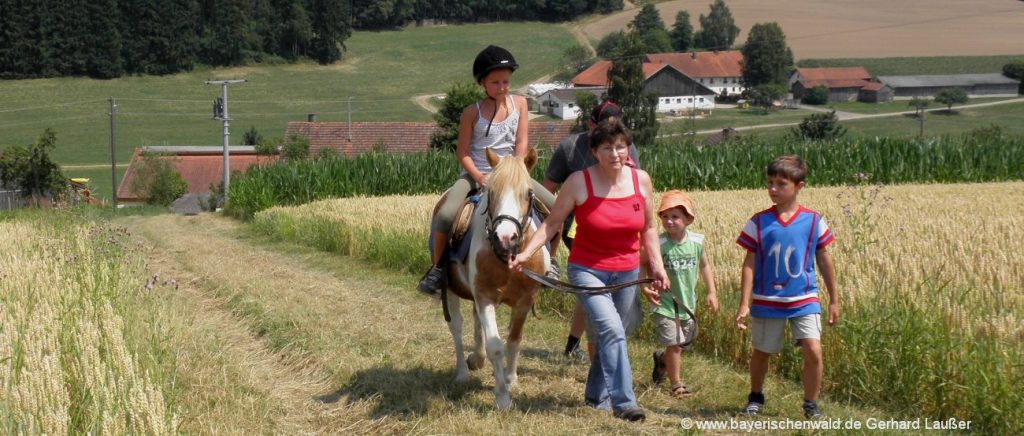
[654,230,704,320]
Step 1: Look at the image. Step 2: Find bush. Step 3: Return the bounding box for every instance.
[254,138,278,155]
[281,135,310,160]
[128,153,188,206]
[430,81,485,151]
[243,126,263,146]
[792,110,846,140]
[1003,60,1024,94]
[801,85,830,105]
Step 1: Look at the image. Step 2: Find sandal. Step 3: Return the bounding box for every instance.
[670,383,693,398]
[651,350,666,384]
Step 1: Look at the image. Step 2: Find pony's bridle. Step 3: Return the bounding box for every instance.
[482,188,535,262]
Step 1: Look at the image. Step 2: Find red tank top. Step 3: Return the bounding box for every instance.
[567,167,645,271]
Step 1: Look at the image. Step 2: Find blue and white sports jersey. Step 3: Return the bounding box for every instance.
[736,206,834,318]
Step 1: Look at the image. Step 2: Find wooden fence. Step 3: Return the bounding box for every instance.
[0,189,27,211]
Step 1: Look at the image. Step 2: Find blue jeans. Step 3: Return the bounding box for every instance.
[568,262,640,413]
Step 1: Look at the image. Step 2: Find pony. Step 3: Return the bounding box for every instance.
[431,147,549,409]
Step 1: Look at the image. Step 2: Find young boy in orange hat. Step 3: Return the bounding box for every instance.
[641,189,719,397]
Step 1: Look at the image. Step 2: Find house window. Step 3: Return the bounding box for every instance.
[699,97,705,103]
[676,98,682,103]
[687,97,693,103]
[567,103,574,108]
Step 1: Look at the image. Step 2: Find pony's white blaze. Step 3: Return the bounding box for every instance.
[494,189,522,250]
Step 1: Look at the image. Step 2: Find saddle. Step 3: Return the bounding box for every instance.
[428,189,548,265]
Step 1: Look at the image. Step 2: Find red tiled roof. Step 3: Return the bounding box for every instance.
[285,122,440,157]
[645,51,744,78]
[117,148,277,202]
[801,78,872,89]
[287,121,573,155]
[860,82,885,92]
[573,61,613,87]
[796,67,871,82]
[572,61,669,87]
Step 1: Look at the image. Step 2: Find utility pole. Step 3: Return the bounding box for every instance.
[918,106,925,138]
[108,97,117,208]
[206,79,246,203]
[347,96,353,141]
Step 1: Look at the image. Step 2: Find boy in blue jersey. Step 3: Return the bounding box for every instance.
[734,155,839,419]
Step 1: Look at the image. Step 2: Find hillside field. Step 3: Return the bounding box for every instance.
[0,23,575,165]
[585,0,1024,59]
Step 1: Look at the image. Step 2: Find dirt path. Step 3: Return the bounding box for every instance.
[411,93,443,114]
[119,213,895,433]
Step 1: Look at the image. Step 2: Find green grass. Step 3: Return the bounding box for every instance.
[798,54,1024,76]
[658,107,814,136]
[843,100,1024,138]
[817,97,1017,115]
[0,22,574,165]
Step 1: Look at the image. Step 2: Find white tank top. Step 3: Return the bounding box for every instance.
[464,95,519,176]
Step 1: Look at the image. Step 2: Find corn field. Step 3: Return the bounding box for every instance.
[225,131,1024,220]
[251,181,1024,434]
[0,213,176,434]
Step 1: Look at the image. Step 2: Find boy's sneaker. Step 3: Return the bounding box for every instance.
[803,400,823,419]
[745,391,765,416]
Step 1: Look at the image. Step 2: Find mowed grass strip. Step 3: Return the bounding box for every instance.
[120,213,896,433]
[0,22,574,165]
[252,182,1024,434]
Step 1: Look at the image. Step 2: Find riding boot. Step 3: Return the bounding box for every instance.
[417,263,447,295]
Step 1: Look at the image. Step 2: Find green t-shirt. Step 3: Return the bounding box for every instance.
[653,230,704,320]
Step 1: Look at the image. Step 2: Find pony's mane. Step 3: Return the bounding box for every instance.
[487,154,531,201]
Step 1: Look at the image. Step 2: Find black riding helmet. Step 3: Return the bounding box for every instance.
[473,45,518,82]
[473,45,519,136]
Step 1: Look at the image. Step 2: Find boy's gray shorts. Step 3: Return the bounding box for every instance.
[652,313,696,348]
[752,314,822,354]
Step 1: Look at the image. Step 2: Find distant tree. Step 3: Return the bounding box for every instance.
[308,0,352,64]
[572,91,600,133]
[596,0,625,14]
[596,31,627,59]
[352,0,414,29]
[801,85,830,105]
[198,0,257,66]
[745,83,787,112]
[908,97,930,114]
[630,3,673,53]
[698,0,741,49]
[1001,60,1024,94]
[792,111,846,140]
[934,88,968,112]
[0,129,67,202]
[430,82,485,151]
[243,126,264,146]
[120,0,198,75]
[555,43,594,82]
[607,33,659,145]
[670,10,695,52]
[277,1,314,59]
[129,153,188,206]
[741,22,791,87]
[281,135,310,160]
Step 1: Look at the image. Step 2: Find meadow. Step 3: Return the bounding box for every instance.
[0,22,574,165]
[249,182,1024,434]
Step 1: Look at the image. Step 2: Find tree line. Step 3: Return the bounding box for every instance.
[0,0,625,80]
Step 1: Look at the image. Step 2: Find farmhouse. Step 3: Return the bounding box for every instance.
[116,146,277,205]
[646,50,745,96]
[285,121,573,153]
[789,67,892,102]
[537,87,605,120]
[573,61,716,113]
[877,74,1021,99]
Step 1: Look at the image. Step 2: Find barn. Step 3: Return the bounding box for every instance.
[877,74,1021,99]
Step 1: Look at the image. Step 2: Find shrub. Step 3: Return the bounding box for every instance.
[1003,60,1024,94]
[792,110,846,140]
[281,135,310,161]
[801,85,830,105]
[243,126,263,146]
[254,137,278,155]
[128,153,188,206]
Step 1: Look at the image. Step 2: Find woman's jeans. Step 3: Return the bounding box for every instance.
[567,262,641,413]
